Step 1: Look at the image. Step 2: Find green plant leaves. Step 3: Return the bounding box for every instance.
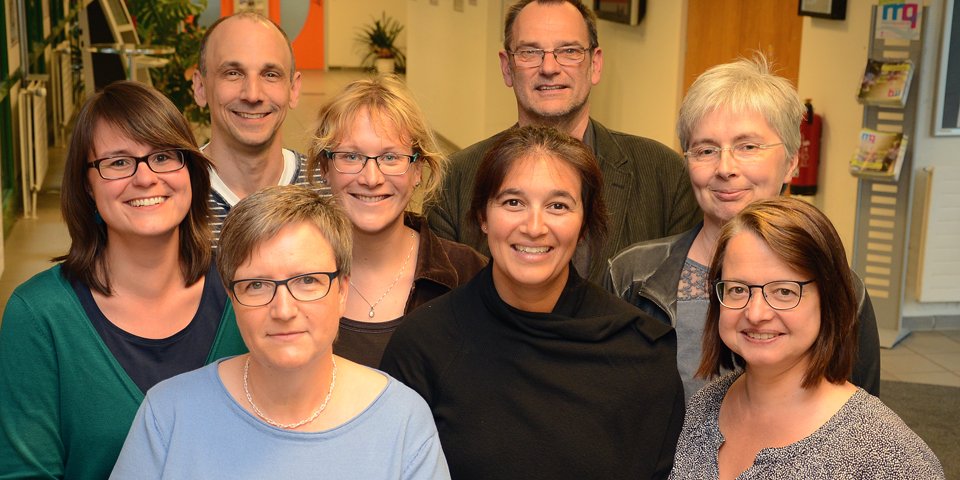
[127,0,210,127]
[355,12,406,72]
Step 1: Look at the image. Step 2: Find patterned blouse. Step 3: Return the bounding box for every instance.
[669,372,945,479]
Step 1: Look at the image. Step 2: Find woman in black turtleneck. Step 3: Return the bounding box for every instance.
[381,125,685,480]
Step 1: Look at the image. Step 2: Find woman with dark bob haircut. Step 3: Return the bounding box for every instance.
[0,81,245,479]
[383,125,685,480]
[669,197,943,479]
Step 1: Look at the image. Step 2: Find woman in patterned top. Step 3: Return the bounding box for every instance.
[606,54,879,401]
[669,197,943,479]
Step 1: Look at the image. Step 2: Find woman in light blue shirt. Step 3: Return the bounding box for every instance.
[111,186,449,480]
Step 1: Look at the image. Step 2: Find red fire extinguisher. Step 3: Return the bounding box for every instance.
[792,99,820,196]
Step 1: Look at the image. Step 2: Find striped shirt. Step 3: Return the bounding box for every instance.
[207,148,331,248]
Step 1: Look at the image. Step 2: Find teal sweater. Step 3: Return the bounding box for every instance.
[0,265,247,479]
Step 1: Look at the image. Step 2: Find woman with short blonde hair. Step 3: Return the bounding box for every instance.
[307,75,486,367]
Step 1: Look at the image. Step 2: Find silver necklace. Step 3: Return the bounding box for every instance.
[350,231,416,319]
[243,356,337,430]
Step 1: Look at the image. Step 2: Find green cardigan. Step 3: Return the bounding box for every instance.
[0,265,247,479]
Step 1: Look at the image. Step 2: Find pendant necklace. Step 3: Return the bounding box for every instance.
[350,231,416,319]
[243,356,337,430]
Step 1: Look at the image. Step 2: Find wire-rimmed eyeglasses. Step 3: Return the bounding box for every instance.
[87,149,187,180]
[508,46,590,67]
[715,279,815,310]
[230,271,340,307]
[683,142,784,164]
[324,150,418,176]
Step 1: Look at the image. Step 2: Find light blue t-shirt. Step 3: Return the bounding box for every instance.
[110,360,449,480]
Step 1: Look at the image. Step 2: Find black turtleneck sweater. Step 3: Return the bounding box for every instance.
[380,264,684,480]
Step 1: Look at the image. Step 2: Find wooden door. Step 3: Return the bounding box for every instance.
[684,0,803,93]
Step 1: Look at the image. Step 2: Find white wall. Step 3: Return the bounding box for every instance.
[406,0,874,261]
[326,0,408,68]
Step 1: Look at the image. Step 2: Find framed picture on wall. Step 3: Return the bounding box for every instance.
[935,0,960,136]
[594,0,646,26]
[798,0,847,20]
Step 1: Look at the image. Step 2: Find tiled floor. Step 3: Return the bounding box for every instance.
[0,144,69,308]
[880,329,960,387]
[2,69,959,389]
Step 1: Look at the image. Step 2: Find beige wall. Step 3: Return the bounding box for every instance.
[406,0,514,148]
[405,0,960,318]
[589,1,687,149]
[796,0,873,261]
[325,0,407,68]
[407,1,685,149]
[902,0,960,316]
[798,0,960,317]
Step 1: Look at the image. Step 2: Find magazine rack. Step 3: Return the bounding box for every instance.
[851,6,927,347]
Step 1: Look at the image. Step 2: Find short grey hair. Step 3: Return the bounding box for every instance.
[677,53,804,160]
[217,185,352,289]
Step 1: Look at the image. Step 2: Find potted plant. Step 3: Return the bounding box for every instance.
[127,0,209,131]
[356,12,405,74]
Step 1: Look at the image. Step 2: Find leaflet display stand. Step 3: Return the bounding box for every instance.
[851,6,927,347]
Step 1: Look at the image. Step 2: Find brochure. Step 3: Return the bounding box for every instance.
[850,129,908,181]
[857,59,914,107]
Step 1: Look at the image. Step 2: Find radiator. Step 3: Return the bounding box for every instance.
[914,165,960,302]
[18,79,49,218]
[52,40,75,146]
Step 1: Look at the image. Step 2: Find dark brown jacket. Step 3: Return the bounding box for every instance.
[404,213,488,312]
[335,214,487,367]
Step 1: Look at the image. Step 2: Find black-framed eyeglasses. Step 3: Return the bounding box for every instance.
[230,271,340,307]
[683,142,784,164]
[324,150,418,176]
[715,279,815,311]
[87,149,187,180]
[508,46,591,67]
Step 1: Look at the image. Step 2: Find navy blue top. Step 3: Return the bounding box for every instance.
[72,262,226,393]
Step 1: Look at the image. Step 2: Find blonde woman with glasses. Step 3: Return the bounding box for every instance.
[308,75,486,368]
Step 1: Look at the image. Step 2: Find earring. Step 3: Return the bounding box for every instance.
[415,181,421,188]
[481,224,488,233]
